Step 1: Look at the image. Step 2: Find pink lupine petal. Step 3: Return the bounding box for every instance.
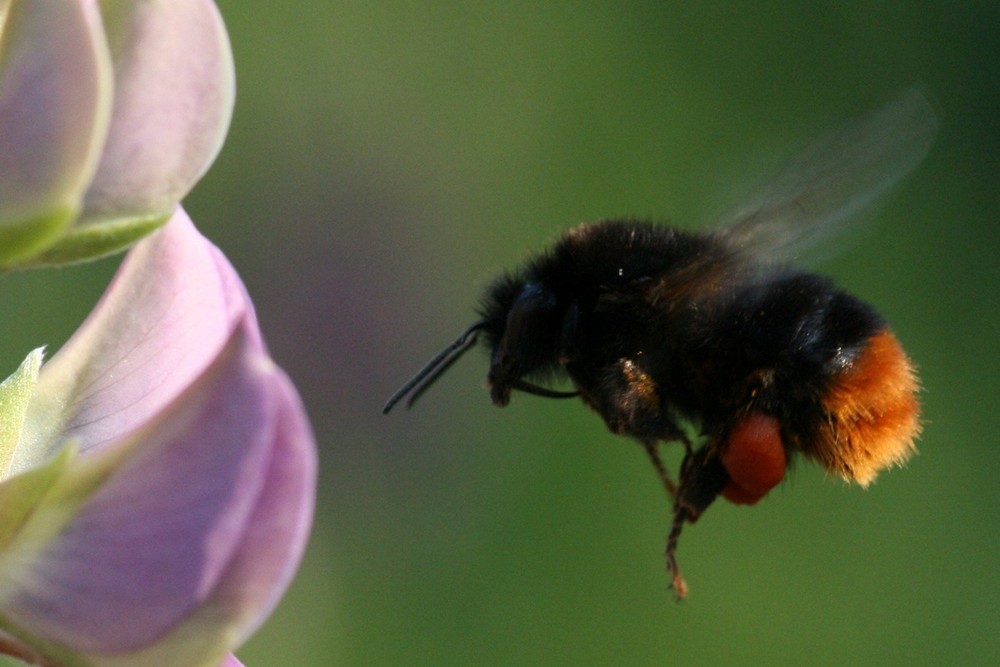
[205,240,267,355]
[219,655,245,667]
[0,325,277,654]
[67,366,316,667]
[206,364,316,643]
[14,209,249,474]
[0,0,112,265]
[81,0,235,224]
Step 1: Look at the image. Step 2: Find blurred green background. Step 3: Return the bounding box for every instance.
[4,1,999,665]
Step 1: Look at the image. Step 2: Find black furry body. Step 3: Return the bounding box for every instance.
[384,90,932,596]
[479,219,883,469]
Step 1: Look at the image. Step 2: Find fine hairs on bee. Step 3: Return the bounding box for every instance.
[384,88,936,598]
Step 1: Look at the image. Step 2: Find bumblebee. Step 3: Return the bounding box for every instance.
[384,90,937,597]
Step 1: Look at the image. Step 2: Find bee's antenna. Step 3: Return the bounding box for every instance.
[382,321,489,414]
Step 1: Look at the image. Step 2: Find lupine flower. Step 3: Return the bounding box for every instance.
[0,210,316,666]
[0,0,314,663]
[0,0,234,269]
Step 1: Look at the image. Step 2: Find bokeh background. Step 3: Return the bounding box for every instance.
[2,2,998,665]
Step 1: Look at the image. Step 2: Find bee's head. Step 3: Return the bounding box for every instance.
[485,282,577,407]
[382,280,579,415]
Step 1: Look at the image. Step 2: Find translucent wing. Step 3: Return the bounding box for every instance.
[713,88,939,265]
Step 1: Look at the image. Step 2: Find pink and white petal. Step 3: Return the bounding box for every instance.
[207,243,266,355]
[0,326,280,657]
[81,0,235,223]
[63,362,316,667]
[13,209,252,473]
[204,363,316,643]
[0,0,112,265]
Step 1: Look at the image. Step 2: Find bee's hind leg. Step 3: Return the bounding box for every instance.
[639,422,693,497]
[641,439,678,496]
[666,504,690,599]
[664,444,731,598]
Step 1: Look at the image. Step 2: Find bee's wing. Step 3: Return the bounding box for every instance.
[712,88,939,266]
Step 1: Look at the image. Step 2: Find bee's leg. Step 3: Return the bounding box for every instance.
[639,412,695,496]
[666,504,690,599]
[641,439,677,496]
[665,444,730,598]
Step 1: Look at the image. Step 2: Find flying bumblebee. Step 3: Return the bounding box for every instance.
[384,89,937,597]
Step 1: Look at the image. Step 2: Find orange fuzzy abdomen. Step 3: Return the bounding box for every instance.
[813,330,921,485]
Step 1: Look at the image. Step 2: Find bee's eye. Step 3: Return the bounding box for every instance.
[495,283,558,364]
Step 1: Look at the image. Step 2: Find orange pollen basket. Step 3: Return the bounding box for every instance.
[721,412,786,505]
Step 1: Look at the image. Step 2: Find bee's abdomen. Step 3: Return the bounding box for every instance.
[812,329,920,485]
[713,273,919,486]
